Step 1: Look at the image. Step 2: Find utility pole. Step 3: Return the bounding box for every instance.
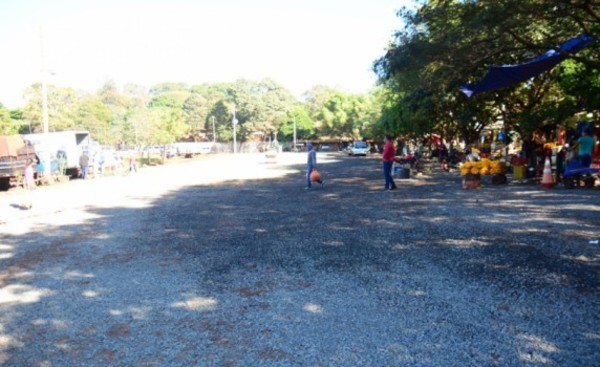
[42,77,49,134]
[40,26,49,135]
[40,25,51,178]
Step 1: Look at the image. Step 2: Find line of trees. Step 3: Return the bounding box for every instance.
[0,78,384,147]
[3,1,597,149]
[374,0,599,145]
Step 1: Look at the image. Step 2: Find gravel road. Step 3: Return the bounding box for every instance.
[1,152,599,367]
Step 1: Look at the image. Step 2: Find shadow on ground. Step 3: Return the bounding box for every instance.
[1,154,599,366]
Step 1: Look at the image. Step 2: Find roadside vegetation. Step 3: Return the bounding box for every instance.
[0,0,598,148]
[0,80,384,148]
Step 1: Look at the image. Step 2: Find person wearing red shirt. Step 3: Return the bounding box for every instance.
[382,135,397,190]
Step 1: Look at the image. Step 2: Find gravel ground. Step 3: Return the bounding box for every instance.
[1,152,599,367]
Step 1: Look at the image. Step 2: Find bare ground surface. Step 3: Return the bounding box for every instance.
[1,152,599,367]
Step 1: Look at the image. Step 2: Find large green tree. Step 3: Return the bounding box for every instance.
[374,0,599,144]
[182,93,209,138]
[185,83,232,141]
[14,77,382,147]
[278,105,315,141]
[0,106,14,135]
[74,96,111,143]
[122,83,151,148]
[22,84,80,133]
[313,90,379,139]
[208,100,235,142]
[95,80,132,145]
[228,78,296,141]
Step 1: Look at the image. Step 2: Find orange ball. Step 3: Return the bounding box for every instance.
[310,169,321,182]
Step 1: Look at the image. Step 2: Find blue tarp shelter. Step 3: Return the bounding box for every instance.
[460,34,594,97]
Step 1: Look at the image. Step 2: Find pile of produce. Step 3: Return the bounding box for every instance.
[460,158,507,176]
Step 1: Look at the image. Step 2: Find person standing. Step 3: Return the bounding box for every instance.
[578,129,595,167]
[593,133,599,167]
[556,145,566,183]
[382,135,397,190]
[439,143,449,170]
[22,158,35,209]
[129,154,138,173]
[79,152,90,179]
[305,143,322,189]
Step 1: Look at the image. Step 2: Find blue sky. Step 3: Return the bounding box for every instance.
[0,0,412,108]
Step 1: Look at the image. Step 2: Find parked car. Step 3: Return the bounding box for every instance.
[347,141,369,156]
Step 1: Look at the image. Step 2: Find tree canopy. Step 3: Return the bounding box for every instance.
[3,78,384,146]
[374,0,599,143]
[5,0,596,148]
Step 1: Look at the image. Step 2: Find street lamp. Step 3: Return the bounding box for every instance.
[42,75,49,134]
[40,25,54,178]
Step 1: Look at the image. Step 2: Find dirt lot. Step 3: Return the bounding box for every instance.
[1,152,599,366]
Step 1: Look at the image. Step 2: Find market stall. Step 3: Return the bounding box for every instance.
[460,158,508,189]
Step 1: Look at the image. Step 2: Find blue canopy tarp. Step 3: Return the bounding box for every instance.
[460,34,593,97]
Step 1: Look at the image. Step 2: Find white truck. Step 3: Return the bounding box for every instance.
[23,131,91,178]
[172,142,215,157]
